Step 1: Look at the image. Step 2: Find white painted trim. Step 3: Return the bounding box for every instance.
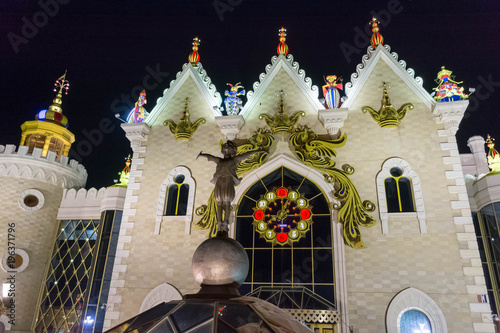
[155,166,196,235]
[0,315,11,331]
[240,54,324,119]
[146,63,222,126]
[18,188,45,212]
[376,157,426,234]
[1,249,29,274]
[139,283,182,313]
[386,287,447,333]
[344,44,434,110]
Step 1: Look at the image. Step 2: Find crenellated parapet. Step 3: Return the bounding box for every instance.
[0,144,87,188]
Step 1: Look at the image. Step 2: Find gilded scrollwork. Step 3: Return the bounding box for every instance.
[290,125,376,249]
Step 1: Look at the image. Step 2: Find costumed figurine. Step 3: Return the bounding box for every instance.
[224,83,245,115]
[433,66,468,102]
[322,75,343,109]
[128,90,149,123]
[197,141,263,235]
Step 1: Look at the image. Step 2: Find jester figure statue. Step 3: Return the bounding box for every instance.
[197,141,262,235]
[224,83,245,115]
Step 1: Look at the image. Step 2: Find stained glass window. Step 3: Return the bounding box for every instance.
[236,167,335,304]
[400,309,431,333]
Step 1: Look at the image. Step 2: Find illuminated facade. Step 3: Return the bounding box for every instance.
[0,23,497,333]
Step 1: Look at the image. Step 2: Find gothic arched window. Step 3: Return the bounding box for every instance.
[164,175,189,216]
[385,166,415,213]
[235,167,335,304]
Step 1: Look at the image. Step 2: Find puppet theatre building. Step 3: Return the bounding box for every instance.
[0,22,497,333]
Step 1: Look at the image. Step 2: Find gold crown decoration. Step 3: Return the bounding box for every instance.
[486,134,500,173]
[259,90,305,134]
[362,82,413,128]
[163,97,206,139]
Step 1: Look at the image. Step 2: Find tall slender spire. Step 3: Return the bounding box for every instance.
[277,27,289,55]
[188,37,200,66]
[369,17,384,48]
[48,71,70,114]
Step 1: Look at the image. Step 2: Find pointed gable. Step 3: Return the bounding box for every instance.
[343,44,434,110]
[240,54,324,118]
[146,63,222,126]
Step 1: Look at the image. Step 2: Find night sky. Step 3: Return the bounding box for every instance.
[1,0,499,188]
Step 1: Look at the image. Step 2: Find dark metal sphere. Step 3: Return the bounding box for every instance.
[192,235,249,286]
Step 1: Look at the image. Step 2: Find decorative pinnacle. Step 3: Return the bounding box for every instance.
[188,37,201,66]
[48,71,70,114]
[182,97,190,119]
[369,17,384,48]
[277,90,287,113]
[277,27,289,55]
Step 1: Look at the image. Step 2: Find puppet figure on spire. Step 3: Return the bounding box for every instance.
[322,75,343,109]
[224,83,245,115]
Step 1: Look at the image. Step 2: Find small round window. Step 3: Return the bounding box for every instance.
[390,167,403,177]
[18,189,44,211]
[1,249,29,273]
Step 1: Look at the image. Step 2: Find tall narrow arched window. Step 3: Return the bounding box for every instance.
[385,166,415,213]
[235,167,335,304]
[164,175,189,216]
[377,158,426,234]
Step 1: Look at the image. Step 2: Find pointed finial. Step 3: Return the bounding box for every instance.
[277,90,287,113]
[48,71,70,114]
[188,37,200,66]
[369,17,384,48]
[382,82,392,106]
[182,97,190,119]
[277,27,289,55]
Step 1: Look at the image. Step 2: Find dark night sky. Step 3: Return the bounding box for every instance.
[1,0,499,188]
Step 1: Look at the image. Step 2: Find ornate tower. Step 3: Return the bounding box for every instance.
[0,73,86,331]
[19,72,75,159]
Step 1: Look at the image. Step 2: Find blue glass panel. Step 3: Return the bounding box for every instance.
[400,310,432,333]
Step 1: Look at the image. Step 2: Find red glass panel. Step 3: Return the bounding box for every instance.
[277,188,288,197]
[276,233,288,243]
[300,209,311,219]
[254,210,264,220]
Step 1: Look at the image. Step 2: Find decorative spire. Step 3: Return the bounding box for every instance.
[224,82,245,115]
[163,97,206,139]
[362,82,414,127]
[113,155,132,187]
[433,66,469,102]
[188,37,200,66]
[35,71,70,127]
[486,135,500,173]
[259,90,305,133]
[48,71,70,114]
[369,17,384,48]
[277,27,289,55]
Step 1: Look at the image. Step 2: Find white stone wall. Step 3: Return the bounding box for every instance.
[104,54,492,333]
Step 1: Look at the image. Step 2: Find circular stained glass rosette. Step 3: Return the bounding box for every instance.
[252,187,313,246]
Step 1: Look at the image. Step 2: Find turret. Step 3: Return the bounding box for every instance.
[19,72,75,159]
